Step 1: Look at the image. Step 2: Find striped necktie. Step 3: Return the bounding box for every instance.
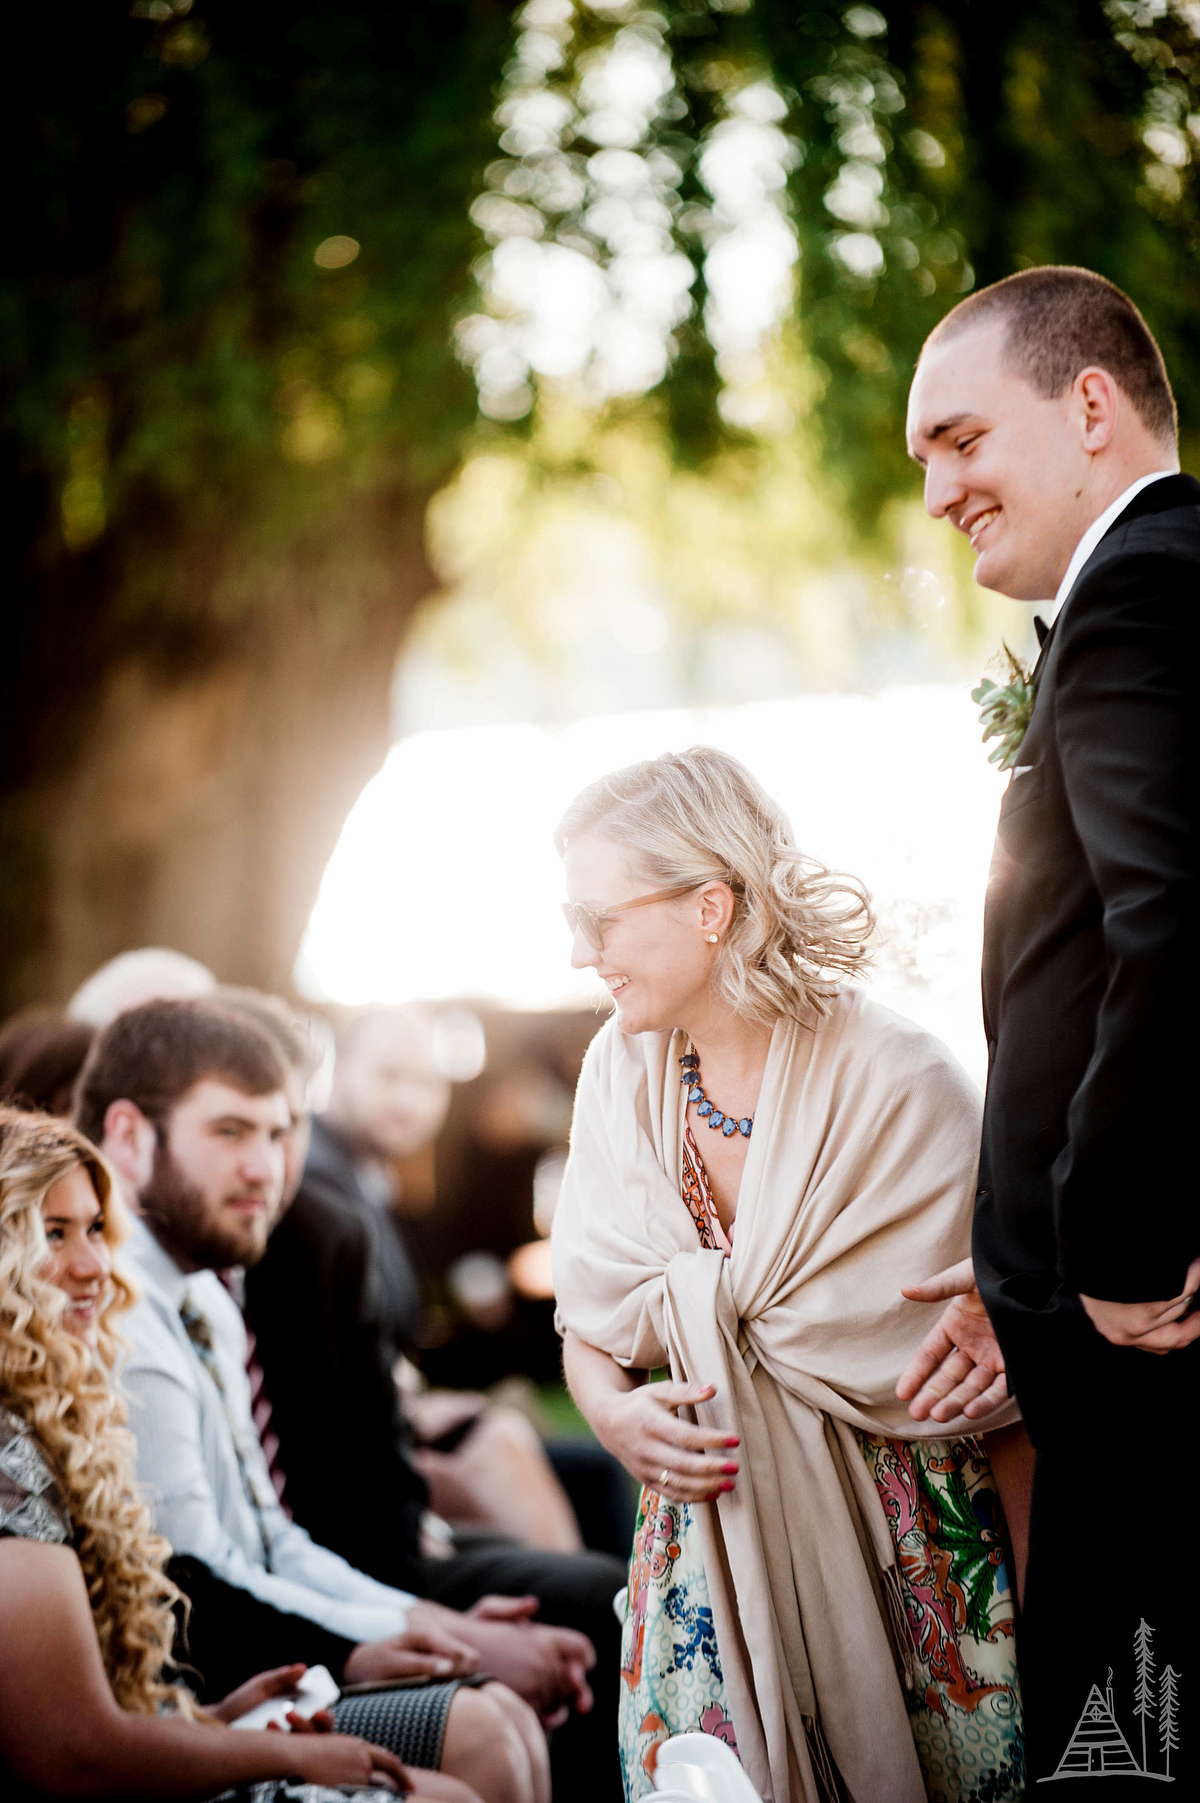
[179,1292,276,1571]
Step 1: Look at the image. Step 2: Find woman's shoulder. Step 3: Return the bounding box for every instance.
[0,1407,72,1546]
[578,1017,680,1100]
[820,987,981,1098]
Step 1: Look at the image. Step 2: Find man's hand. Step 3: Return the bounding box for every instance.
[1081,1257,1200,1352]
[467,1594,540,1625]
[343,1605,482,1685]
[896,1257,1009,1422]
[418,1599,596,1729]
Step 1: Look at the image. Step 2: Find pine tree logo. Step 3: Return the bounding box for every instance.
[1038,1621,1181,1782]
[1159,1665,1180,1780]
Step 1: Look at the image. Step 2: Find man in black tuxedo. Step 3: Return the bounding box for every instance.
[901,267,1198,1789]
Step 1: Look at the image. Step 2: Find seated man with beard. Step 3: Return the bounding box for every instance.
[73,999,612,1799]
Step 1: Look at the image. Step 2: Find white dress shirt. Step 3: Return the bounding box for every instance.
[1045,469,1178,623]
[119,1215,416,1645]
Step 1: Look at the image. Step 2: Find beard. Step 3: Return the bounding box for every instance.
[140,1143,270,1273]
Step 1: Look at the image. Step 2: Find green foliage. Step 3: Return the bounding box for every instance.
[1,1,515,588]
[463,1,1200,520]
[753,0,1200,509]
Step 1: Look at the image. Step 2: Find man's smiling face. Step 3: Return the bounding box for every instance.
[906,317,1093,601]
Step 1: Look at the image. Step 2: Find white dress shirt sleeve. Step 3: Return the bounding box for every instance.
[121,1285,416,1648]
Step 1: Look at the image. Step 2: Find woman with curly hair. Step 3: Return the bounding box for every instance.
[0,1105,479,1802]
[551,749,1032,1803]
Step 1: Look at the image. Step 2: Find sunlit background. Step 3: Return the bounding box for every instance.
[297,685,1005,1086]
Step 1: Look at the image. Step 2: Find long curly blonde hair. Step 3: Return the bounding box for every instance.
[0,1106,191,1715]
[556,747,875,1027]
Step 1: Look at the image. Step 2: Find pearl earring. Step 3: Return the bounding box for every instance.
[706,933,719,943]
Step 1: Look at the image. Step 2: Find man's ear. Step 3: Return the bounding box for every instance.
[102,1099,158,1200]
[1074,366,1120,455]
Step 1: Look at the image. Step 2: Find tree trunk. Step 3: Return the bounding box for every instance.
[7,501,436,1012]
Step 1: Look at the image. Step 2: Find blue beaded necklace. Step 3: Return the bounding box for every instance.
[679,1050,754,1139]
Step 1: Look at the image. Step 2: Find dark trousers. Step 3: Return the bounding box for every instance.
[545,1437,638,1558]
[420,1533,626,1803]
[1016,1341,1199,1794]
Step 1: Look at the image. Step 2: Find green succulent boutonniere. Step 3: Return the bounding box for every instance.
[971,645,1035,770]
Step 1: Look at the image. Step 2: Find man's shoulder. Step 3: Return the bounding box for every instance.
[279,1179,371,1245]
[251,1183,372,1301]
[1079,482,1200,593]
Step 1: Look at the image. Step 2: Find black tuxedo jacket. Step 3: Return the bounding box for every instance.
[975,473,1199,1431]
[243,1116,430,1589]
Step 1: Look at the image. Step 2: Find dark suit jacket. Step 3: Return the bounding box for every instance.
[975,473,1199,1433]
[243,1117,430,1589]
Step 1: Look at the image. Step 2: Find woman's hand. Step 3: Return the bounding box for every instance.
[210,1664,311,1725]
[595,1379,739,1505]
[286,1731,409,1793]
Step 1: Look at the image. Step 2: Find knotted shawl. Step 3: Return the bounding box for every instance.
[552,987,1019,1803]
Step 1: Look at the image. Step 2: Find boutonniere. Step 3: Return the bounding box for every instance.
[971,645,1035,770]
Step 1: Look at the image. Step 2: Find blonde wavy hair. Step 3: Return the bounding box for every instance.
[556,747,875,1027]
[0,1106,192,1715]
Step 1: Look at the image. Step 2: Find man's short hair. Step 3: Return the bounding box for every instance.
[927,266,1177,446]
[74,998,287,1146]
[216,987,322,1081]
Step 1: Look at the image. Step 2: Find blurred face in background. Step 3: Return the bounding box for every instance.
[328,1012,452,1161]
[39,1164,113,1348]
[139,1078,289,1272]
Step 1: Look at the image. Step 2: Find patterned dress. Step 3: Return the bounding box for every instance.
[617,1130,1025,1803]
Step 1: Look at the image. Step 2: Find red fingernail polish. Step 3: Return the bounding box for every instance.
[722,1463,739,1474]
[725,1437,740,1447]
[719,1479,735,1492]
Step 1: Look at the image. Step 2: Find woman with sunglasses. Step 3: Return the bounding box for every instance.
[552,749,1030,1803]
[0,1105,494,1803]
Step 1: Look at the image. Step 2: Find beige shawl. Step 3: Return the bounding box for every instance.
[552,987,1019,1803]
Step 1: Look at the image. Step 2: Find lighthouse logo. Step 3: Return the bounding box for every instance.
[1039,1621,1180,1782]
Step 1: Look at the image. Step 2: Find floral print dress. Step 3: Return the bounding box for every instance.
[616,1129,1025,1803]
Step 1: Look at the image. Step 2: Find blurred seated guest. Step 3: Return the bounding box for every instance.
[75,1000,610,1801]
[0,1010,94,1116]
[245,1004,627,1558]
[0,1105,488,1803]
[67,945,216,1027]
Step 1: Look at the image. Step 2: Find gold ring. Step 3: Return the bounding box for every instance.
[659,1468,672,1488]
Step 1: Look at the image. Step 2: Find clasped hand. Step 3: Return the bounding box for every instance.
[1079,1256,1200,1353]
[353,1595,596,1730]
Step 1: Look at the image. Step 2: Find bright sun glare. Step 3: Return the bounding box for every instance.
[295,684,1006,1085]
